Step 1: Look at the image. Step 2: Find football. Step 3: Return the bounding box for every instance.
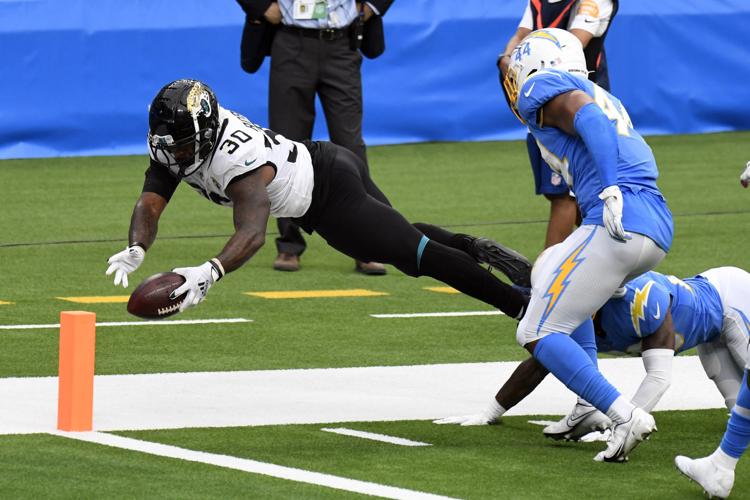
[127,272,187,319]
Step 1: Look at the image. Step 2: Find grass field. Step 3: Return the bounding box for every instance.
[1,132,749,498]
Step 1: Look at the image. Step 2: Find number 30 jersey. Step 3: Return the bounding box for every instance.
[517,70,673,251]
[176,106,314,218]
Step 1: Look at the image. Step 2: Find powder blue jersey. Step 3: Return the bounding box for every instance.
[517,70,673,251]
[596,271,725,354]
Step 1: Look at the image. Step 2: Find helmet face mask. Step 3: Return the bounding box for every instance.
[503,28,588,123]
[148,79,219,178]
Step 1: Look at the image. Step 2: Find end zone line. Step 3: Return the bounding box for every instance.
[0,318,252,331]
[53,431,456,500]
[321,427,431,447]
[370,311,504,319]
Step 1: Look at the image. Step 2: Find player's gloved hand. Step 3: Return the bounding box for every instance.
[171,259,224,312]
[598,185,632,242]
[106,245,145,288]
[740,161,750,188]
[433,414,495,426]
[433,399,505,426]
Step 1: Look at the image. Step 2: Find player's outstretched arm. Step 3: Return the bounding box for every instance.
[171,166,272,312]
[631,306,676,412]
[433,357,548,426]
[106,191,168,288]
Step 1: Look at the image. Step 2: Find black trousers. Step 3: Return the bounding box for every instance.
[295,142,528,318]
[269,27,368,256]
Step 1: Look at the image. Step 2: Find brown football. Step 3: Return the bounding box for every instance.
[127,272,187,319]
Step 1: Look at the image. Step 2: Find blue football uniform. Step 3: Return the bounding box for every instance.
[516,70,673,252]
[596,271,725,354]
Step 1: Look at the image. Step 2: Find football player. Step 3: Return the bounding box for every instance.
[436,264,750,442]
[740,160,750,188]
[106,79,532,318]
[502,28,674,462]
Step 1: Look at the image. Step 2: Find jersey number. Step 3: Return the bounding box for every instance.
[593,86,633,137]
[219,130,252,155]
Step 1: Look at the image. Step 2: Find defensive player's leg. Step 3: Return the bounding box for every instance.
[312,156,527,318]
[676,364,750,497]
[517,226,665,459]
[698,341,743,410]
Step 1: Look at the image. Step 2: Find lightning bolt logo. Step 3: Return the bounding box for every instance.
[630,281,655,337]
[527,30,562,47]
[537,230,596,333]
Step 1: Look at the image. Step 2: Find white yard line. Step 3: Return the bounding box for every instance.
[370,311,504,318]
[54,431,455,500]
[0,318,252,331]
[321,427,432,447]
[0,358,725,436]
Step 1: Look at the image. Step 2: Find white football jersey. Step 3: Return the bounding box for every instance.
[181,106,314,218]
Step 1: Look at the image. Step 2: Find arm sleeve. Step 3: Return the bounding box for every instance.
[142,161,179,201]
[631,348,673,412]
[519,4,533,29]
[573,102,618,189]
[366,0,393,16]
[568,0,613,36]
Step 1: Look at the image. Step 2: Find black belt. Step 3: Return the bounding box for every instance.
[281,24,348,41]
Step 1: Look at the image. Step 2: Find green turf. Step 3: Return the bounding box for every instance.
[0,411,739,499]
[1,133,749,376]
[1,134,750,497]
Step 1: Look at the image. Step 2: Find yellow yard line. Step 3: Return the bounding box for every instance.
[423,286,460,294]
[245,289,388,299]
[0,300,14,305]
[56,296,130,304]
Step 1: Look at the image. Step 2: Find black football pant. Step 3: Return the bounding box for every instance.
[306,143,526,318]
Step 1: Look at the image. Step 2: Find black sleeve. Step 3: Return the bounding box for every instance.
[142,160,180,201]
[368,0,393,16]
[236,0,274,20]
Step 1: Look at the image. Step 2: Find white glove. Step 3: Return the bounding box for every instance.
[433,414,495,426]
[433,399,505,426]
[740,161,750,188]
[106,245,145,288]
[598,185,632,242]
[171,259,224,312]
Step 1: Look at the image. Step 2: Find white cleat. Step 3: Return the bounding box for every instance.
[594,407,656,463]
[543,401,611,441]
[675,455,734,499]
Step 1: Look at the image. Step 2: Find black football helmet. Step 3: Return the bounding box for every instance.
[148,79,220,178]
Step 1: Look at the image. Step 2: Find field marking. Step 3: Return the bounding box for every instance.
[371,310,504,318]
[1,358,724,435]
[321,427,432,447]
[0,318,252,331]
[423,286,460,294]
[53,431,455,500]
[0,300,14,305]
[57,296,129,304]
[245,289,388,299]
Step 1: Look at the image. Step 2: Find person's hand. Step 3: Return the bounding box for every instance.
[740,161,750,188]
[171,262,221,312]
[357,2,374,21]
[106,245,145,288]
[433,414,496,426]
[264,2,281,24]
[598,185,631,242]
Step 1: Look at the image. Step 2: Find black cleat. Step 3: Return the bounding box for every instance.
[470,238,532,288]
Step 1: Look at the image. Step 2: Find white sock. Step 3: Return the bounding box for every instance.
[711,447,739,471]
[484,400,507,422]
[605,396,636,424]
